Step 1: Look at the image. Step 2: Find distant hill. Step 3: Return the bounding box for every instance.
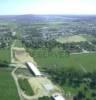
[0,14,96,22]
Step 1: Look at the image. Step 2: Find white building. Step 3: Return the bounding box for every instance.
[52,93,65,100]
[26,62,42,76]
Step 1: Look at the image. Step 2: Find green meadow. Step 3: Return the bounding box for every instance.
[27,48,96,72]
[0,68,19,100]
[0,48,11,64]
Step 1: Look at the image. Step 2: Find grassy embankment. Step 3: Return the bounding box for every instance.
[18,78,34,96]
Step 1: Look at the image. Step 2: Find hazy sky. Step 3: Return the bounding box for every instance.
[0,0,96,15]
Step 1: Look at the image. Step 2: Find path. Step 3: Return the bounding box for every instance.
[12,66,24,100]
[79,64,87,73]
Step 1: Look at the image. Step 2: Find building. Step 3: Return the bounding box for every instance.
[52,93,65,100]
[26,62,42,76]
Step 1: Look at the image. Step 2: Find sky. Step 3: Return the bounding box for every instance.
[0,0,96,15]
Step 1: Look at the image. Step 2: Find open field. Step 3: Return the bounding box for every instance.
[28,48,96,72]
[0,48,10,63]
[0,68,19,100]
[56,34,96,44]
[56,35,87,43]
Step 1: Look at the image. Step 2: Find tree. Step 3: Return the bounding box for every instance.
[77,91,85,100]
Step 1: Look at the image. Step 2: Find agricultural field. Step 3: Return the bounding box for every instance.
[0,68,19,100]
[56,35,87,43]
[27,48,96,72]
[56,34,96,43]
[0,48,11,63]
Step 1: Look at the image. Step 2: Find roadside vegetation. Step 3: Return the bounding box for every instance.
[18,78,34,96]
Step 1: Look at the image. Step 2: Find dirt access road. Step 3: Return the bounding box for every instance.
[11,45,62,100]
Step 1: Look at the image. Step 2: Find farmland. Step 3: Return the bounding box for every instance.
[27,48,96,73]
[0,68,19,100]
[56,35,87,43]
[0,48,11,64]
[56,34,96,43]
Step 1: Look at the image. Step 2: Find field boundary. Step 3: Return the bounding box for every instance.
[79,64,87,73]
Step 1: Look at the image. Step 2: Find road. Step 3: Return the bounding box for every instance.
[11,40,63,100]
[12,66,24,100]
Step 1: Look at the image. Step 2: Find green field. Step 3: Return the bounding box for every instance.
[18,78,34,96]
[0,68,19,100]
[27,48,96,72]
[0,48,11,63]
[56,35,87,43]
[56,34,96,43]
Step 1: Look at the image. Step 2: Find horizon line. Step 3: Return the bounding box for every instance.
[0,14,96,16]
